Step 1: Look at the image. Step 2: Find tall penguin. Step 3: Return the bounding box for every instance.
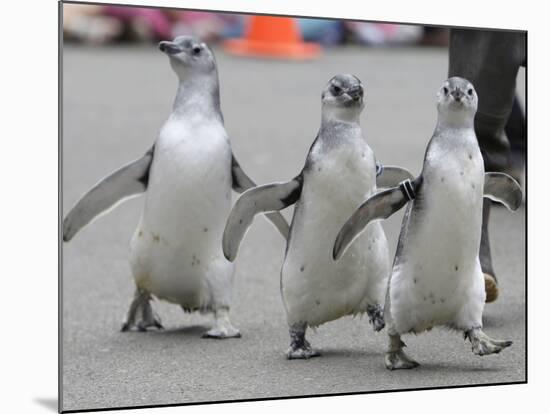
[334,77,522,369]
[223,74,412,358]
[63,36,289,338]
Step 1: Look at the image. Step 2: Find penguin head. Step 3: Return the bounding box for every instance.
[322,74,365,109]
[321,74,364,122]
[159,36,217,79]
[437,77,478,118]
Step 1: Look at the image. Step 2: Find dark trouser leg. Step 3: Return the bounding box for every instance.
[480,198,500,302]
[480,199,494,277]
[448,29,525,301]
[505,97,526,183]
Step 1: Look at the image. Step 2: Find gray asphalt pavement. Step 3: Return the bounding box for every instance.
[62,44,526,411]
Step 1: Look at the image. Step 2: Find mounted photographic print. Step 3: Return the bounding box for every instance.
[61,1,526,412]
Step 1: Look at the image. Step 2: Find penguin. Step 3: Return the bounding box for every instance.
[333,77,522,369]
[222,74,413,358]
[63,36,289,338]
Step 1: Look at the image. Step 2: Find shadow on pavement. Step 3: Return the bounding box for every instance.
[34,397,58,412]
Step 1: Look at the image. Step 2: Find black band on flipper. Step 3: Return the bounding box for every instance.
[137,145,155,187]
[376,163,384,177]
[399,179,416,201]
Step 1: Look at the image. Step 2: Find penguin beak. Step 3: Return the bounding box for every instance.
[347,86,364,102]
[450,88,464,102]
[158,41,182,55]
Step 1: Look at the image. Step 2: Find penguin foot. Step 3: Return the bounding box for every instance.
[466,328,512,356]
[121,289,164,332]
[202,308,241,339]
[287,323,320,359]
[121,318,164,332]
[385,333,419,370]
[367,304,385,332]
[484,273,499,303]
[384,350,420,370]
[286,341,321,360]
[202,325,241,339]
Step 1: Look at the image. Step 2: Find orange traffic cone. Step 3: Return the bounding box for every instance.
[224,15,321,60]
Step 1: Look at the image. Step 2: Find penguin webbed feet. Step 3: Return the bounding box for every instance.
[202,308,241,339]
[202,326,241,339]
[286,340,321,360]
[286,323,321,360]
[384,350,420,370]
[465,327,512,356]
[121,290,164,332]
[385,334,419,370]
[121,318,164,332]
[366,304,385,332]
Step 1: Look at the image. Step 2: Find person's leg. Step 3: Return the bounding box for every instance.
[505,97,526,184]
[448,29,525,302]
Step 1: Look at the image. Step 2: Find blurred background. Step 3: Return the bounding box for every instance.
[63,3,449,47]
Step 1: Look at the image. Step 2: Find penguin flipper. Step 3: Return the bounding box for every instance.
[63,148,153,242]
[333,178,418,260]
[231,154,291,239]
[483,172,522,211]
[223,178,302,262]
[376,165,414,188]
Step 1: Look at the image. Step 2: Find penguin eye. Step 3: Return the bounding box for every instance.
[467,88,473,96]
[331,85,343,95]
[192,46,202,55]
[443,87,449,95]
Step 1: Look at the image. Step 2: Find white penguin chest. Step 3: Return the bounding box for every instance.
[419,137,485,258]
[128,115,234,305]
[299,141,376,249]
[144,115,232,236]
[390,136,485,332]
[282,140,389,326]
